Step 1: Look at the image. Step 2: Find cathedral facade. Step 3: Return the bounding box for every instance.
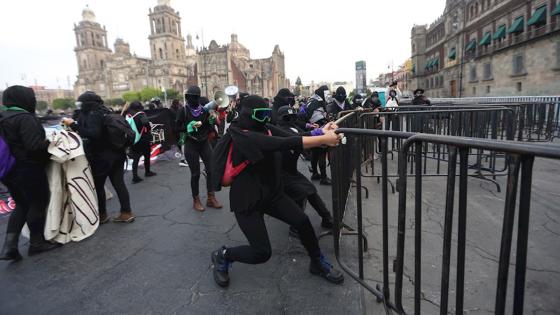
[73,0,287,100]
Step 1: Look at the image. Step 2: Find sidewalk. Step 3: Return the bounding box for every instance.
[0,160,364,315]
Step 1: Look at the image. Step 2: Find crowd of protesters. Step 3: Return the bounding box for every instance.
[0,81,423,286]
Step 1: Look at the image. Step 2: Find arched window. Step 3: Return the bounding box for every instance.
[475,2,479,15]
[100,60,104,69]
[470,6,474,19]
[159,48,163,59]
[176,48,180,59]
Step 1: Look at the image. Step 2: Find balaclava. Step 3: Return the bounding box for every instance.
[274,88,295,107]
[237,95,270,131]
[2,85,37,113]
[277,105,299,128]
[77,91,103,113]
[185,85,201,108]
[334,86,347,103]
[314,85,329,102]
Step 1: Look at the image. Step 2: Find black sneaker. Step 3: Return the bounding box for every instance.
[309,254,344,284]
[320,177,332,186]
[321,217,334,229]
[145,171,157,177]
[310,173,322,181]
[211,246,231,288]
[132,176,143,184]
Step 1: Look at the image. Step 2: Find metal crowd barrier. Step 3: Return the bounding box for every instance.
[328,125,560,315]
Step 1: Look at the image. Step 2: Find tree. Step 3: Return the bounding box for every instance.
[294,76,303,96]
[139,87,162,102]
[110,98,125,106]
[36,100,48,112]
[52,98,75,110]
[165,89,180,100]
[122,91,140,103]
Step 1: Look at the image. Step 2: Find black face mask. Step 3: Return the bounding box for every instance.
[335,94,346,102]
[186,95,200,108]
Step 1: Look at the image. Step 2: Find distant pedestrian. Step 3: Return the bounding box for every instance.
[128,101,157,184]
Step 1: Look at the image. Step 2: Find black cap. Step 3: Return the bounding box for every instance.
[185,85,201,96]
[277,105,298,119]
[414,88,425,95]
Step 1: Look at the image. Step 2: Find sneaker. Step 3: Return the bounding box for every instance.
[309,254,344,284]
[132,176,143,184]
[320,177,332,186]
[99,213,110,224]
[211,246,231,287]
[145,171,157,177]
[310,173,322,181]
[113,212,135,223]
[179,160,188,167]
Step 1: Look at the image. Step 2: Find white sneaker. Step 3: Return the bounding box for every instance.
[179,160,188,167]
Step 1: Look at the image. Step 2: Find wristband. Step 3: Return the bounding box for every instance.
[310,128,324,137]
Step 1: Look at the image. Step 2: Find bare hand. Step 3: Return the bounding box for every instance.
[322,130,342,147]
[194,121,203,128]
[322,122,338,134]
[312,123,320,129]
[61,117,74,126]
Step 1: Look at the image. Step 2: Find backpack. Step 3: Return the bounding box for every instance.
[125,112,145,145]
[98,106,135,149]
[0,109,29,178]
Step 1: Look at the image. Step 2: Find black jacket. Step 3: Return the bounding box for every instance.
[211,123,303,213]
[304,97,327,125]
[0,110,49,165]
[176,106,213,143]
[72,106,122,160]
[327,99,355,120]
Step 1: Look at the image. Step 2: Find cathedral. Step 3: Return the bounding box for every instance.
[73,0,288,100]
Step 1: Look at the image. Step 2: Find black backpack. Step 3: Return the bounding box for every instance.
[98,106,135,149]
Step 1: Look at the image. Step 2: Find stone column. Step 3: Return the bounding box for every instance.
[75,33,80,47]
[150,18,155,34]
[177,20,182,37]
[104,35,108,48]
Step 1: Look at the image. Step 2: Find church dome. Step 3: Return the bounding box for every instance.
[229,34,250,60]
[158,0,171,6]
[82,5,96,22]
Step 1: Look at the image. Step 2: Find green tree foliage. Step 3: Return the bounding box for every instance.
[122,91,141,103]
[109,98,125,106]
[139,87,162,102]
[294,76,303,96]
[36,100,48,111]
[52,98,75,110]
[165,89,180,100]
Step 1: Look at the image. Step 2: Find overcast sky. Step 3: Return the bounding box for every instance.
[0,0,445,90]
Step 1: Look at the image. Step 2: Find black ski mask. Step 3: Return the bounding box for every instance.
[2,85,37,113]
[236,95,271,132]
[334,86,347,103]
[185,85,201,108]
[77,91,103,113]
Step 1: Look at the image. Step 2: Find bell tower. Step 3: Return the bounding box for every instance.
[148,0,188,92]
[74,6,112,74]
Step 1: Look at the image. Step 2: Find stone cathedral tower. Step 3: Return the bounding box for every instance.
[73,6,112,97]
[148,0,189,92]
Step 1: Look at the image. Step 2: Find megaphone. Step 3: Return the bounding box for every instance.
[203,90,229,111]
[225,85,239,97]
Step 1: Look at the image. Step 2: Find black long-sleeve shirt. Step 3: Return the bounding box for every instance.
[0,111,49,165]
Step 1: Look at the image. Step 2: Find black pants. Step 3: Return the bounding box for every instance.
[183,140,212,197]
[131,142,151,178]
[2,163,50,236]
[296,193,331,220]
[227,195,321,264]
[91,154,131,215]
[311,147,327,178]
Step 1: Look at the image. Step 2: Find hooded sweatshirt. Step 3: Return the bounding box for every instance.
[0,85,49,165]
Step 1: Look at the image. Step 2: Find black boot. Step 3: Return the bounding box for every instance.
[320,177,332,186]
[28,234,61,256]
[132,176,143,184]
[211,246,231,287]
[0,233,22,261]
[309,254,344,284]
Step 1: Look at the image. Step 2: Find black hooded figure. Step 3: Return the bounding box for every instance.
[276,106,334,231]
[271,88,295,124]
[65,91,135,223]
[327,86,355,120]
[303,85,331,185]
[128,101,156,184]
[209,95,344,288]
[0,85,59,261]
[175,86,222,211]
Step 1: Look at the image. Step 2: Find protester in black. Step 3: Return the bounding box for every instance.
[209,95,344,288]
[170,99,188,167]
[302,85,331,185]
[0,86,60,261]
[412,88,431,106]
[176,86,222,211]
[327,86,356,120]
[128,101,156,183]
[276,106,334,232]
[62,91,135,223]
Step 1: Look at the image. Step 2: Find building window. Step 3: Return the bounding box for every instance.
[557,42,560,67]
[469,65,477,81]
[425,79,429,89]
[512,54,524,75]
[176,49,180,59]
[516,82,522,92]
[159,48,163,60]
[472,86,477,95]
[483,63,492,80]
[100,60,104,69]
[440,75,444,87]
[486,85,491,93]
